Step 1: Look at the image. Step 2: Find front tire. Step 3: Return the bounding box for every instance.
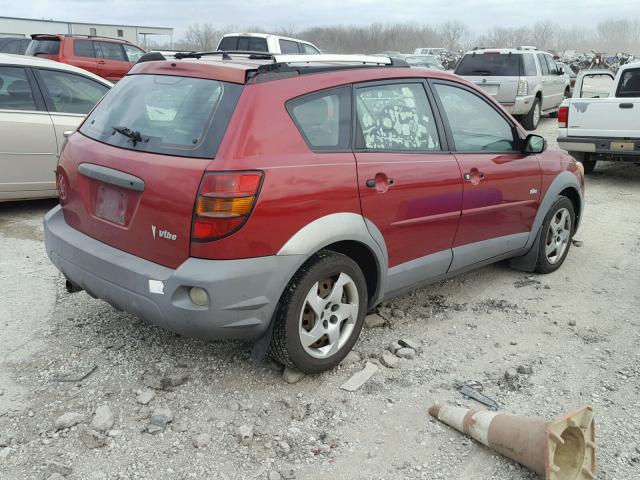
[521,97,541,130]
[534,196,575,274]
[269,251,367,373]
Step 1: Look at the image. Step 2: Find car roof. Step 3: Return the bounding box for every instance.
[464,48,551,55]
[31,33,134,44]
[129,54,461,86]
[0,53,113,86]
[221,32,315,44]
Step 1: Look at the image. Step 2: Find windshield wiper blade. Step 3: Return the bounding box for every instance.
[112,126,147,146]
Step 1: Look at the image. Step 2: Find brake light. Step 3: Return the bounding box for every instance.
[558,106,569,128]
[191,171,263,242]
[517,79,529,96]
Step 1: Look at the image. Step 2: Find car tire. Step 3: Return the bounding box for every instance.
[570,152,597,174]
[521,97,541,130]
[534,196,575,274]
[269,250,368,374]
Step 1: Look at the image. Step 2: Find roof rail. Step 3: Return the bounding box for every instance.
[173,50,275,60]
[271,54,394,65]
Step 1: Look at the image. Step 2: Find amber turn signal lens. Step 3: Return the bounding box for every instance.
[196,195,255,218]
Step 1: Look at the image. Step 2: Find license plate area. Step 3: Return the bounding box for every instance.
[477,84,499,96]
[610,141,635,152]
[96,185,128,225]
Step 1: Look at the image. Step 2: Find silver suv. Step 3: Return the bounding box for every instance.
[455,48,570,130]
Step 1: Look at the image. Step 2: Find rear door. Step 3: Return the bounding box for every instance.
[0,65,58,197]
[542,55,565,108]
[353,80,463,290]
[431,81,541,270]
[71,39,99,75]
[95,41,131,81]
[59,73,243,268]
[455,52,521,105]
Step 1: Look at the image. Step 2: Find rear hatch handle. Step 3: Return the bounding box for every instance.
[78,163,145,192]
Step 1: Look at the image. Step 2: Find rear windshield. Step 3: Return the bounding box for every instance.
[616,68,640,98]
[218,36,268,52]
[26,39,60,56]
[80,74,242,159]
[455,53,522,76]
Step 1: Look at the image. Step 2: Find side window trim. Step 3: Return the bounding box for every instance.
[351,78,448,154]
[429,79,523,154]
[285,85,352,153]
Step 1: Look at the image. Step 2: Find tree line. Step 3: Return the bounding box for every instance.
[162,18,640,55]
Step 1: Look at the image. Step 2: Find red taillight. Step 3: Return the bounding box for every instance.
[191,171,263,242]
[558,106,569,128]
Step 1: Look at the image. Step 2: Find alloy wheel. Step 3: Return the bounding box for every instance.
[545,207,571,264]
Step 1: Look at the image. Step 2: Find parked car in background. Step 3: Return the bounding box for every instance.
[558,64,639,173]
[26,34,146,81]
[0,53,111,201]
[0,37,31,55]
[400,54,445,70]
[455,48,571,130]
[414,47,446,56]
[217,33,321,54]
[556,61,577,93]
[44,52,584,373]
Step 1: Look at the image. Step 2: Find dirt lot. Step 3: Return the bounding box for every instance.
[1,117,639,480]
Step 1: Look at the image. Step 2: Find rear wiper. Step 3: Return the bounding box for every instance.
[470,70,493,75]
[112,126,147,146]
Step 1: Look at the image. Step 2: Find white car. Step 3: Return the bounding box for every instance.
[217,33,321,54]
[0,53,112,202]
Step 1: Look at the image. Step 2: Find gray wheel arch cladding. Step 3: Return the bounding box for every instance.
[526,170,583,250]
[276,212,388,304]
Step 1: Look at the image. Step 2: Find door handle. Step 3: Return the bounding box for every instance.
[98,60,106,65]
[464,169,485,184]
[366,173,394,193]
[619,103,634,109]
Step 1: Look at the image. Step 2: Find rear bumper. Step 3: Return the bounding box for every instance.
[557,136,640,158]
[501,95,535,115]
[43,205,302,341]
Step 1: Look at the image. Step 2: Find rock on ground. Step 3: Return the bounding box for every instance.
[282,367,305,384]
[380,352,399,369]
[395,348,416,359]
[236,424,254,446]
[192,433,211,448]
[54,412,85,431]
[340,362,379,392]
[136,389,155,405]
[364,314,385,328]
[91,405,114,432]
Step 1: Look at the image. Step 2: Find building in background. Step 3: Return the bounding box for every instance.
[0,16,173,49]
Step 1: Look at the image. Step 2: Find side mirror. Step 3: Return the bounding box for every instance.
[556,69,565,76]
[524,134,546,154]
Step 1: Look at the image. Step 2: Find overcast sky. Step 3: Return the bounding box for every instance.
[1,0,638,38]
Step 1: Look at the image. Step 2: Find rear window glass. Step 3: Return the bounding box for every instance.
[279,40,300,54]
[617,69,640,98]
[26,39,60,56]
[455,53,522,76]
[219,36,267,52]
[287,87,351,150]
[80,74,242,159]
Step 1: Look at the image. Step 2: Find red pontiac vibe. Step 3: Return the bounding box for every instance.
[44,53,585,373]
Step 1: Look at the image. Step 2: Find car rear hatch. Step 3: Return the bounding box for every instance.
[58,72,243,269]
[26,35,62,60]
[455,52,522,104]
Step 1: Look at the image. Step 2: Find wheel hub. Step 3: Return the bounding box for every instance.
[545,207,571,264]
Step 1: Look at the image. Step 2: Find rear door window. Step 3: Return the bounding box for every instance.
[616,68,640,98]
[455,53,522,76]
[37,69,108,114]
[537,54,550,75]
[279,39,300,54]
[80,74,242,159]
[301,43,320,54]
[522,54,537,76]
[434,83,518,152]
[544,55,559,74]
[287,87,351,151]
[97,42,127,61]
[74,40,96,58]
[26,39,60,56]
[355,82,440,152]
[0,66,37,111]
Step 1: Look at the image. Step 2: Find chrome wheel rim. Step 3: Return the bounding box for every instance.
[299,273,359,359]
[533,102,541,127]
[545,208,571,264]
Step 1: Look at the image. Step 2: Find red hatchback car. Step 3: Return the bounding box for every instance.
[44,53,584,373]
[26,34,146,81]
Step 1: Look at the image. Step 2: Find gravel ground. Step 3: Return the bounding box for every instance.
[1,117,639,480]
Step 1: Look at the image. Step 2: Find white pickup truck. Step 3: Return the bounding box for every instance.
[557,63,640,173]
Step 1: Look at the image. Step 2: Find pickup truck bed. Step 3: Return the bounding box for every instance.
[557,65,640,173]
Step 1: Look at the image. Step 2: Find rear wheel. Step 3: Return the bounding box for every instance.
[535,196,575,274]
[269,251,367,373]
[521,97,541,130]
[570,152,597,174]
